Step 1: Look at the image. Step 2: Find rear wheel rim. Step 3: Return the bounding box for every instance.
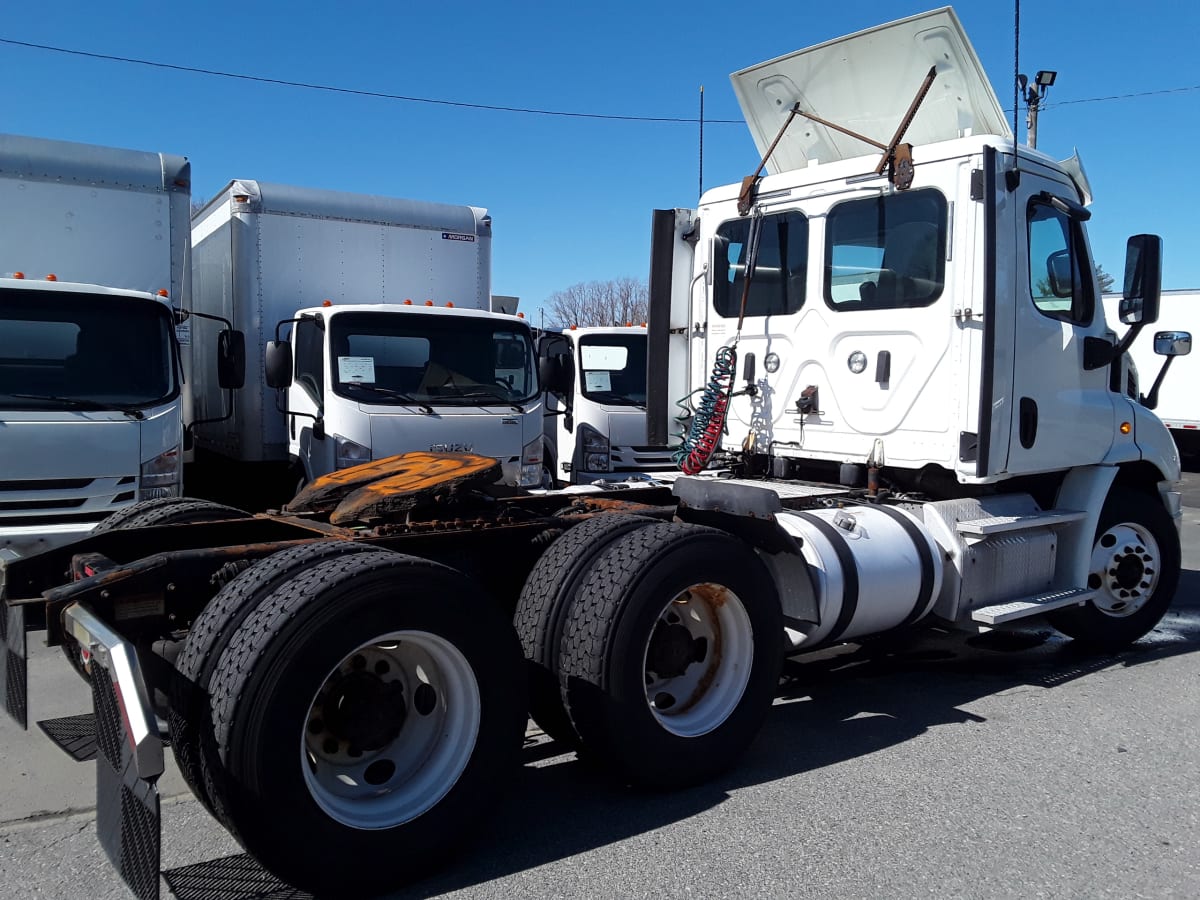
[301,630,480,828]
[1089,522,1160,618]
[640,582,754,737]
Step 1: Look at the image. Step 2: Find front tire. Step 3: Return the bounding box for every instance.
[559,522,783,788]
[1047,486,1181,651]
[203,552,526,896]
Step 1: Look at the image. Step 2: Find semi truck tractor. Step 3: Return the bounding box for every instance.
[189,180,544,502]
[0,133,193,560]
[0,8,1189,899]
[538,325,675,485]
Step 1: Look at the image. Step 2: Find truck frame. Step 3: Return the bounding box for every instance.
[0,8,1190,899]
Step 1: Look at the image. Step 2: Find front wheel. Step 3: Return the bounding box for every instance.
[1048,486,1181,651]
[203,552,526,895]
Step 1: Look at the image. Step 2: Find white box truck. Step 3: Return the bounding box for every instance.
[189,180,544,499]
[1104,289,1199,460]
[1,10,1192,899]
[0,133,192,559]
[538,325,675,484]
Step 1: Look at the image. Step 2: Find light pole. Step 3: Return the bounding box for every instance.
[1017,69,1057,149]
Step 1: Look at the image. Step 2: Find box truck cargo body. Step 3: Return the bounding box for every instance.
[0,132,191,558]
[191,180,542,490]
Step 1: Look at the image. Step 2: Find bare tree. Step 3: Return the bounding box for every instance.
[545,278,648,328]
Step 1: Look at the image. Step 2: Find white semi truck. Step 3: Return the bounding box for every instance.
[538,325,675,484]
[1103,290,1199,461]
[0,133,193,560]
[0,9,1190,899]
[189,180,544,500]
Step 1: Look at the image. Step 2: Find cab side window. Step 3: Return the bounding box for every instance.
[293,316,325,405]
[1027,200,1094,326]
[713,211,808,318]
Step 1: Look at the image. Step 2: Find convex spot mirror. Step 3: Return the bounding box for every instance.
[1154,331,1192,357]
[265,340,293,388]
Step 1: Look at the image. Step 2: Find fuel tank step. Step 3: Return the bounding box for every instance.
[956,509,1086,538]
[970,587,1095,625]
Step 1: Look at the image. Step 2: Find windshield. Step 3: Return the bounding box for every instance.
[328,311,538,406]
[578,333,647,406]
[0,288,177,410]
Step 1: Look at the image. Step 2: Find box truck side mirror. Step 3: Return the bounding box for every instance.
[538,354,572,398]
[265,340,294,388]
[217,329,246,390]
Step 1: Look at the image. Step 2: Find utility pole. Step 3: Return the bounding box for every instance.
[1017,69,1057,149]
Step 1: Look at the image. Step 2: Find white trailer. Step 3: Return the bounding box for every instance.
[190,180,544,495]
[0,9,1191,899]
[1104,290,1199,459]
[0,133,192,559]
[538,325,675,484]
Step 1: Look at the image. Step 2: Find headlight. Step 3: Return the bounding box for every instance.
[518,436,543,487]
[579,423,610,472]
[139,445,181,500]
[335,435,372,469]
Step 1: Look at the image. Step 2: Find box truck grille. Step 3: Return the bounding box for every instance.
[611,446,678,472]
[0,475,138,525]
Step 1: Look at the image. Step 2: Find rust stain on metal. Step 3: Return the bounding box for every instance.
[670,582,729,715]
[685,582,731,609]
[328,453,501,525]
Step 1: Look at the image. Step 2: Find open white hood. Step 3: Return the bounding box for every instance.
[730,7,1011,174]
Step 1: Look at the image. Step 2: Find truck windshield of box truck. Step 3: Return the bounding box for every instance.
[0,288,177,410]
[324,311,537,407]
[577,332,647,407]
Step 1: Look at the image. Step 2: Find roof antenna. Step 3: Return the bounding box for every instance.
[1007,0,1023,190]
[738,66,938,216]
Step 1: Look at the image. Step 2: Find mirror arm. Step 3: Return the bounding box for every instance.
[1084,322,1144,371]
[1140,356,1176,410]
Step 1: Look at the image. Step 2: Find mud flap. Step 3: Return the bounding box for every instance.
[93,669,161,900]
[0,601,28,729]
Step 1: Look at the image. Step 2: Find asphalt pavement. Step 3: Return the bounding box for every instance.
[2,477,1199,900]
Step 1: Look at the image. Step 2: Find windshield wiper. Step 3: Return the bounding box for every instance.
[342,384,435,415]
[447,388,526,414]
[2,393,145,420]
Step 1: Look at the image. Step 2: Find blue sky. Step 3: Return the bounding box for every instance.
[2,2,1197,323]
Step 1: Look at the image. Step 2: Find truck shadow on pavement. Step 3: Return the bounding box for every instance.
[161,565,1200,900]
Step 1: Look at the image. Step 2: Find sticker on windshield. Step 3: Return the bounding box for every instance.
[338,356,377,383]
[584,371,612,392]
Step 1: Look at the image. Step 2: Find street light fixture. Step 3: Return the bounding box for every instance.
[1018,69,1058,149]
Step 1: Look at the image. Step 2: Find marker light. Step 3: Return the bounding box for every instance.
[322,299,333,307]
[403,299,413,305]
[45,274,57,281]
[517,312,525,318]
[157,289,169,297]
[569,324,577,330]
[446,301,454,308]
[424,300,434,306]
[1120,422,1132,435]
[12,272,24,279]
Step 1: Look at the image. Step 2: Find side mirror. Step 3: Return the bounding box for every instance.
[538,354,571,397]
[217,329,246,390]
[1121,234,1163,325]
[265,340,294,389]
[1046,250,1073,298]
[1154,330,1192,357]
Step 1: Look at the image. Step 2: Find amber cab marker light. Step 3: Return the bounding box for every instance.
[322,299,333,307]
[424,300,434,306]
[1120,422,1132,435]
[157,289,169,297]
[13,272,24,279]
[45,274,57,281]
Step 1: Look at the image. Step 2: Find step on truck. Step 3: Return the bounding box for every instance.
[0,133,194,560]
[0,8,1190,898]
[538,324,676,485]
[187,180,544,506]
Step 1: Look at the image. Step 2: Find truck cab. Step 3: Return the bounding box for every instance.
[266,303,544,488]
[538,325,675,485]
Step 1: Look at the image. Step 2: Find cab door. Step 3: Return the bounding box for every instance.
[1004,178,1115,475]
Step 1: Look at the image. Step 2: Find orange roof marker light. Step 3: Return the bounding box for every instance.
[446,301,455,308]
[517,312,525,319]
[45,274,57,281]
[569,324,577,330]
[157,289,170,298]
[424,300,434,307]
[12,272,24,279]
[322,299,333,307]
[403,299,413,305]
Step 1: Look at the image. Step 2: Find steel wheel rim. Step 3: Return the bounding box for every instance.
[1089,521,1161,618]
[301,630,480,829]
[640,582,754,737]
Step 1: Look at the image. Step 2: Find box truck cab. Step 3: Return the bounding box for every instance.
[265,302,543,487]
[0,133,191,559]
[538,325,675,484]
[191,180,542,496]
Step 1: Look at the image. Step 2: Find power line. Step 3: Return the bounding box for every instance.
[0,36,744,125]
